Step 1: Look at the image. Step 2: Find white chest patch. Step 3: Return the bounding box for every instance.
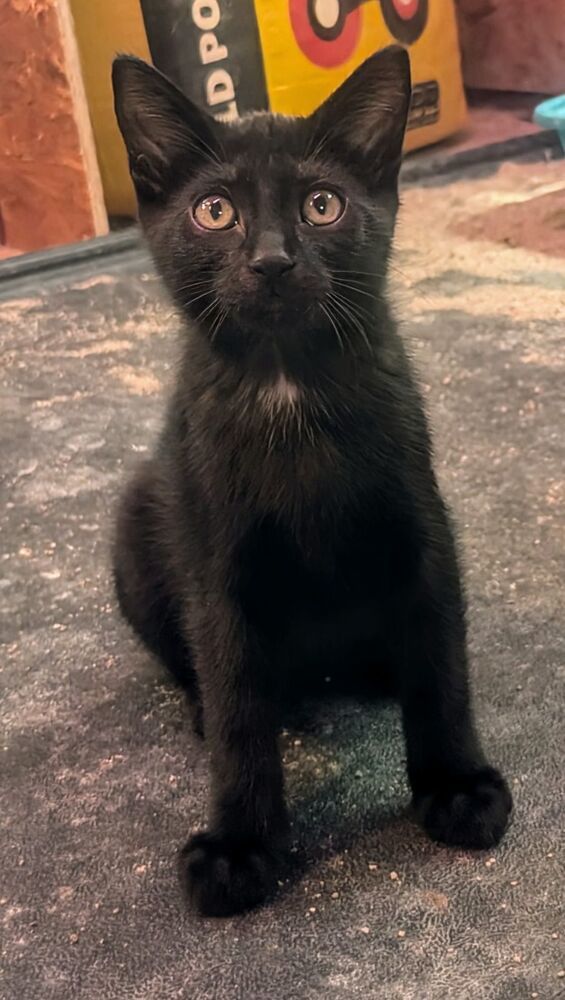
[258,374,301,415]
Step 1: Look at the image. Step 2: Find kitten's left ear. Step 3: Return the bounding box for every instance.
[112,55,222,202]
[309,46,411,186]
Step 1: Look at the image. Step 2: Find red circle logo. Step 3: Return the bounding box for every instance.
[289,0,362,69]
[391,0,419,20]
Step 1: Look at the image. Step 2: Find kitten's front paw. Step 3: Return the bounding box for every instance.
[180,831,280,917]
[414,766,513,849]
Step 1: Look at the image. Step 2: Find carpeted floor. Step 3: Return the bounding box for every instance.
[1,161,564,999]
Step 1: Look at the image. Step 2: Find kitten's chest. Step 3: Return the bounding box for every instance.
[254,445,339,513]
[236,506,398,676]
[227,407,346,518]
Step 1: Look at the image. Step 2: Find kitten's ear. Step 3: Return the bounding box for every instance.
[112,55,222,201]
[309,46,411,186]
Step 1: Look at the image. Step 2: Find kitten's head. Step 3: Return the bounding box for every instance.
[113,47,410,373]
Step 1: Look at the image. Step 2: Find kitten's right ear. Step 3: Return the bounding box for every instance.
[112,55,222,201]
[309,46,411,188]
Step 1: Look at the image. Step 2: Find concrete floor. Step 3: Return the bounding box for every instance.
[1,160,564,999]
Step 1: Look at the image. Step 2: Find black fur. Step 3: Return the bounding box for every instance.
[111,47,512,917]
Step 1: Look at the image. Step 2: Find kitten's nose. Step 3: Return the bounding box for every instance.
[249,250,295,279]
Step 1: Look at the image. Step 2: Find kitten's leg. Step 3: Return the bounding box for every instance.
[113,462,203,737]
[399,554,512,849]
[180,601,288,917]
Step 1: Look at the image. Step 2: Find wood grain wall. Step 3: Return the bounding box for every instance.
[0,0,107,253]
[456,0,565,94]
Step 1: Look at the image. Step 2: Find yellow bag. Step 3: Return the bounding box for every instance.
[71,0,466,217]
[70,0,151,217]
[257,0,466,149]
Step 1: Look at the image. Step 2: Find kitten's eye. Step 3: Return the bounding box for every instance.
[193,195,237,230]
[302,189,343,226]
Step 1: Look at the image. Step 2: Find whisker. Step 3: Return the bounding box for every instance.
[330,263,413,286]
[303,128,333,165]
[209,305,229,344]
[329,288,375,329]
[319,301,345,355]
[330,268,382,276]
[330,278,381,303]
[187,132,225,168]
[175,277,216,295]
[183,289,215,308]
[193,296,221,327]
[327,292,373,356]
[329,286,371,321]
[325,297,355,356]
[303,118,346,165]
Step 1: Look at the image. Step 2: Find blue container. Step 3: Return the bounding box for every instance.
[533,95,565,152]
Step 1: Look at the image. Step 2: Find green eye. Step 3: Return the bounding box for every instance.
[194,195,237,230]
[302,189,344,226]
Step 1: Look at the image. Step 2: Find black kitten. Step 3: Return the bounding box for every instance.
[112,47,512,918]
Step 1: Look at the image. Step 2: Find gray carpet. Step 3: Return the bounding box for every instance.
[1,203,563,998]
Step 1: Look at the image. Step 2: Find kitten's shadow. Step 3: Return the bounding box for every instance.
[281,691,411,869]
[168,665,413,879]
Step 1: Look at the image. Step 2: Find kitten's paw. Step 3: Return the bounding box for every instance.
[180,831,280,917]
[414,766,513,849]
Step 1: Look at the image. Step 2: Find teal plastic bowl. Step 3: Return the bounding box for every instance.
[533,95,565,152]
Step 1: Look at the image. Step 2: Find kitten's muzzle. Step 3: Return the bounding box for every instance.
[249,249,295,280]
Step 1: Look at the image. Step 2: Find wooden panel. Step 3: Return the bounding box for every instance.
[0,0,107,253]
[456,0,565,94]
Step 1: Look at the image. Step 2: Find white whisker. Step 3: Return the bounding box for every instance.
[320,301,345,355]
